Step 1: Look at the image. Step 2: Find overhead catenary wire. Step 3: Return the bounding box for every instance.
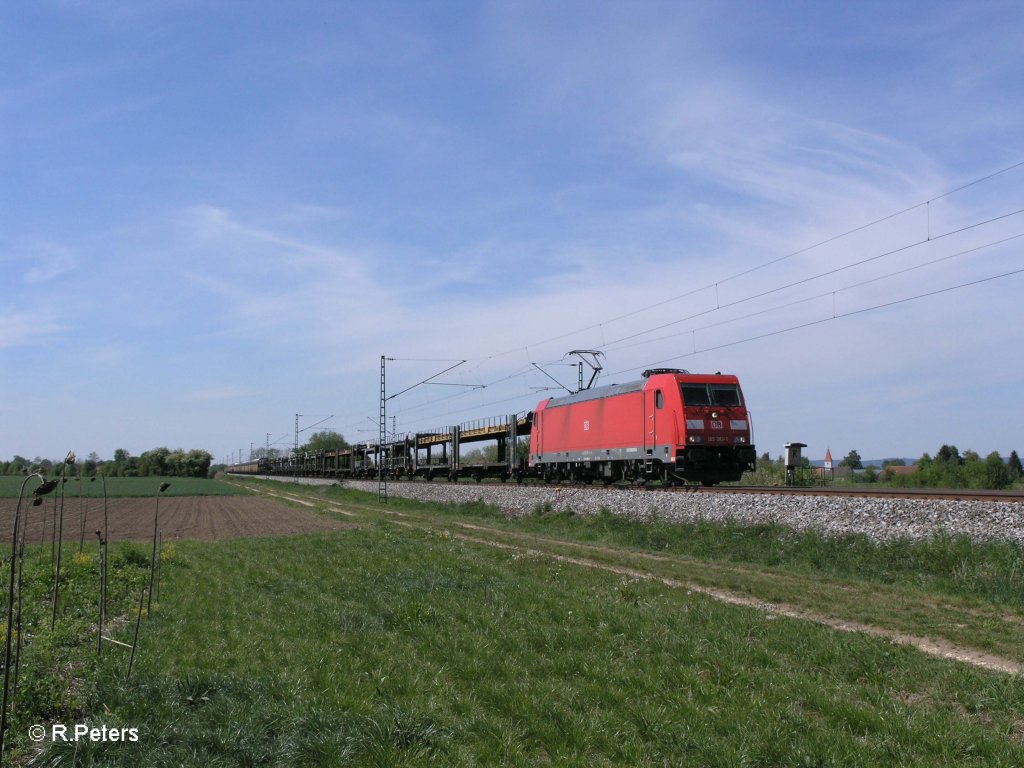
[391,248,1024,433]
[385,360,466,402]
[600,230,1024,356]
[263,159,1024,443]
[396,260,1024,430]
[390,216,1023,430]
[459,158,1024,366]
[403,159,1024,423]
[604,265,1024,379]
[598,206,1024,351]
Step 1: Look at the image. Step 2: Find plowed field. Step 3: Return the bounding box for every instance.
[1,496,351,543]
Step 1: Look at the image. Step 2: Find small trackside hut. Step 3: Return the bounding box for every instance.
[528,368,756,486]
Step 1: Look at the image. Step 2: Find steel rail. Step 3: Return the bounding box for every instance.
[230,472,1024,503]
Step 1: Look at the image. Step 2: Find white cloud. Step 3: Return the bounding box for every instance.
[0,309,64,349]
[12,240,79,284]
[4,2,1023,461]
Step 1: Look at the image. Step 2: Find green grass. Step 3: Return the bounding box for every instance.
[0,475,249,498]
[303,482,1024,611]
[5,483,1024,765]
[238,481,1024,661]
[1,541,162,746]
[523,509,1024,609]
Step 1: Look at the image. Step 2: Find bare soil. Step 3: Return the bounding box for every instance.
[1,495,352,544]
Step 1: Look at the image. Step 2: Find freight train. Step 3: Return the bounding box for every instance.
[230,368,756,486]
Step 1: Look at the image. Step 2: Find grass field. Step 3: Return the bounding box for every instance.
[5,480,1024,766]
[0,475,249,498]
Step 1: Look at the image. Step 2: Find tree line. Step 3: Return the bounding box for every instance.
[1,447,214,478]
[742,444,1022,490]
[877,445,1021,490]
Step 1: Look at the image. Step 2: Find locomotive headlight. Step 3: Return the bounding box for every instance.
[688,435,703,444]
[734,436,747,444]
[710,411,719,419]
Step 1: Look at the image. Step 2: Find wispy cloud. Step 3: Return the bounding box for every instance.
[20,240,79,284]
[0,308,65,349]
[2,2,1022,462]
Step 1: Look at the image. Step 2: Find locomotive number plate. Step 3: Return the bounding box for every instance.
[710,420,723,429]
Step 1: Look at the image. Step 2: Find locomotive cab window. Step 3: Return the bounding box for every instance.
[680,383,743,407]
[710,384,742,407]
[680,384,711,406]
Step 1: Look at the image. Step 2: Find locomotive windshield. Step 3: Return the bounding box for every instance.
[710,384,742,406]
[680,383,743,407]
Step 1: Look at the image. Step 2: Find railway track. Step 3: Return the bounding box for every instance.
[675,485,1024,503]
[241,473,1024,504]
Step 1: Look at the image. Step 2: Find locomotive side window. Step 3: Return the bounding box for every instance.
[655,390,663,409]
[710,384,742,406]
[680,384,710,406]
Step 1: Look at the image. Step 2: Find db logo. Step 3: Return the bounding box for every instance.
[583,420,590,431]
[710,420,723,429]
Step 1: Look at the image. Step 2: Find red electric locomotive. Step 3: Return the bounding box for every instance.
[528,368,756,486]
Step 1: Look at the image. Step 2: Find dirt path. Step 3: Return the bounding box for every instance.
[254,484,1024,677]
[451,529,1024,676]
[0,495,353,543]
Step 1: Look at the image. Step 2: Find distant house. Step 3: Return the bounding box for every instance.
[816,465,853,481]
[882,464,917,478]
[816,449,837,481]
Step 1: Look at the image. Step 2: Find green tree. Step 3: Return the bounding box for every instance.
[1008,450,1023,480]
[983,451,1012,490]
[83,451,100,476]
[186,449,213,477]
[839,450,863,470]
[112,448,132,476]
[252,447,283,460]
[137,448,159,476]
[741,453,786,485]
[462,446,499,463]
[300,431,349,453]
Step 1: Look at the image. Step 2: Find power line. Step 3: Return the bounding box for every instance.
[394,242,1024,431]
[393,209,1024,429]
[463,158,1024,365]
[605,265,1024,378]
[600,230,1024,355]
[385,360,466,402]
[599,206,1024,351]
[279,160,1024,437]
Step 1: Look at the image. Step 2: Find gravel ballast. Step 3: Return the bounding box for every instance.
[335,479,1024,544]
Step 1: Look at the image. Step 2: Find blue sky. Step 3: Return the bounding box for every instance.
[2,1,1022,465]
